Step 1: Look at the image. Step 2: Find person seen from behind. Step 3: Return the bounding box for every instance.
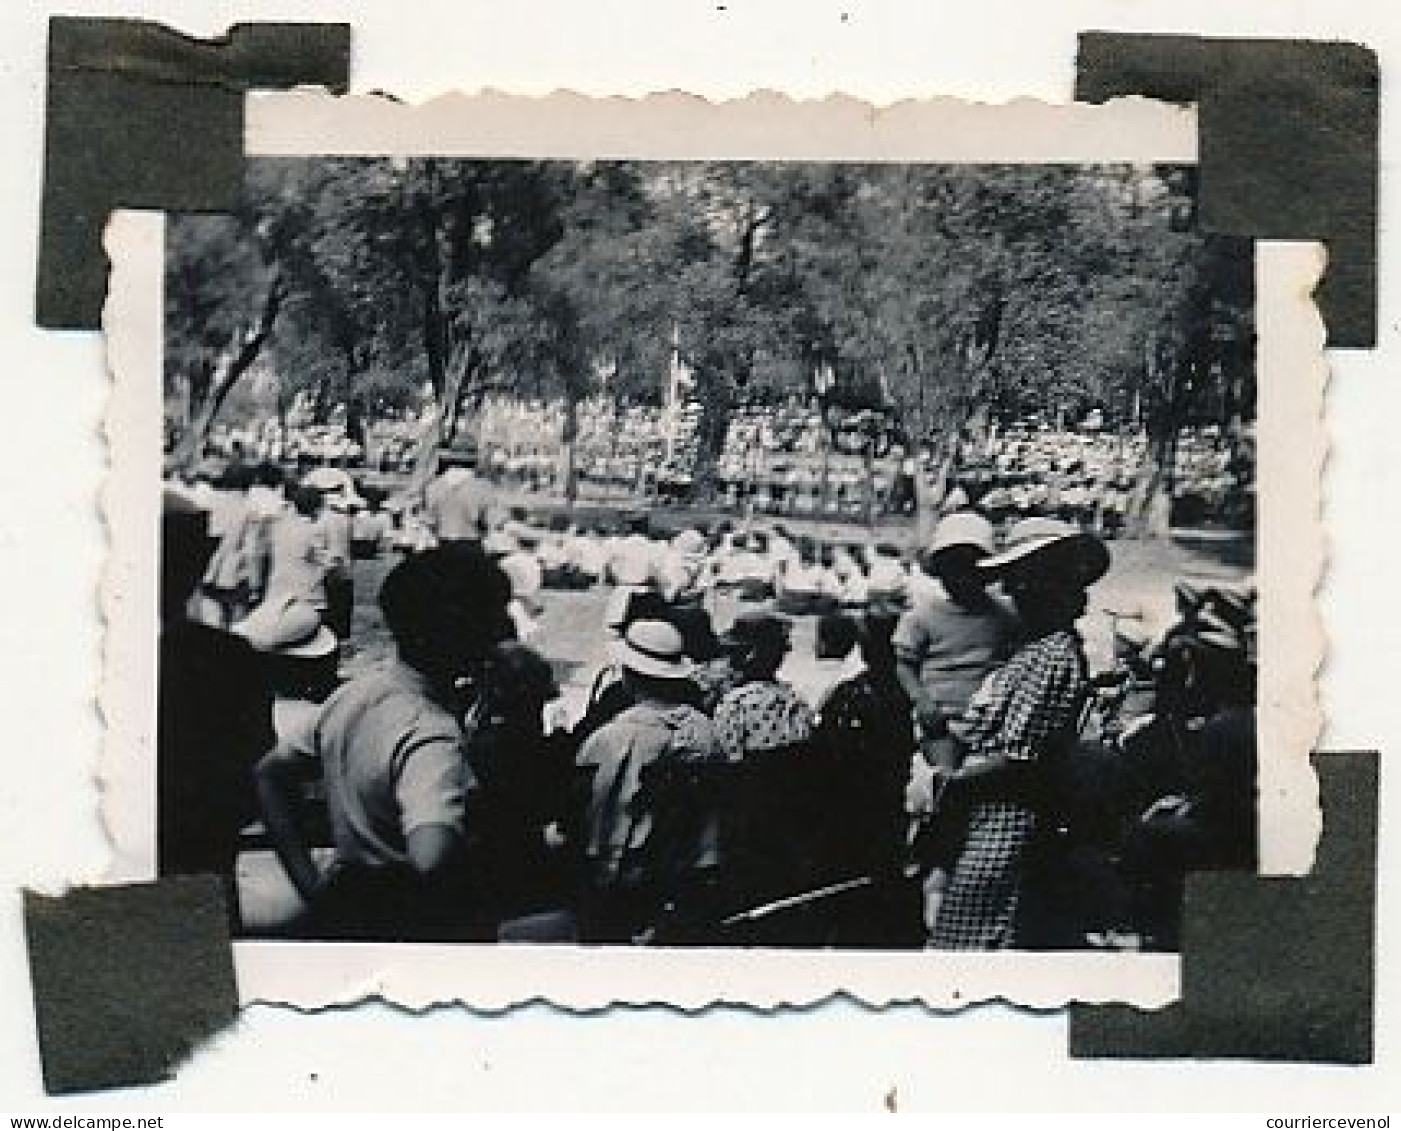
[574,619,726,944]
[811,611,922,946]
[466,641,580,939]
[254,543,516,940]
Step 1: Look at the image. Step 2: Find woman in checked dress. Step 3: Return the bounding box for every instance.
[924,518,1110,950]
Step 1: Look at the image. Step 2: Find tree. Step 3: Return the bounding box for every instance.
[164,211,286,472]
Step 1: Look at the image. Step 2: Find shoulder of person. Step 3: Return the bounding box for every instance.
[354,667,462,746]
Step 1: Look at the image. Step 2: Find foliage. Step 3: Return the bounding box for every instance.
[164,156,1253,518]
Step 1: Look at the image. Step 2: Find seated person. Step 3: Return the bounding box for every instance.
[575,621,726,944]
[254,543,517,941]
[467,643,579,932]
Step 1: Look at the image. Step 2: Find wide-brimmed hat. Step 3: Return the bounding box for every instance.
[303,467,367,511]
[233,593,339,659]
[613,619,693,680]
[929,510,996,559]
[980,517,1110,588]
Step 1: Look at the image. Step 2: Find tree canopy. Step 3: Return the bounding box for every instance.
[164,157,1253,502]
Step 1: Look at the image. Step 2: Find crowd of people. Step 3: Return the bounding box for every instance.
[195,391,1252,537]
[159,440,1258,950]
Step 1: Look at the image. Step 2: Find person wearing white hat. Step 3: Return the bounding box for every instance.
[895,511,1022,936]
[575,619,725,943]
[895,512,1019,754]
[924,517,1109,950]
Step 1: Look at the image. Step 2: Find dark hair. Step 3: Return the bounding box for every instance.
[219,463,255,492]
[623,668,695,706]
[379,544,515,688]
[859,611,901,671]
[253,462,285,489]
[489,641,558,719]
[816,613,859,660]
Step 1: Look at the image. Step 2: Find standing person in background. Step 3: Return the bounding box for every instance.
[425,445,494,546]
[264,485,333,627]
[924,519,1109,950]
[315,477,362,642]
[202,464,261,627]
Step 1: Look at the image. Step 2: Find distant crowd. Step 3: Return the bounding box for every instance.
[197,394,1253,529]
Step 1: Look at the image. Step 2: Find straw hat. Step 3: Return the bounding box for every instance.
[980,517,1110,588]
[303,467,353,493]
[233,593,338,659]
[613,619,693,680]
[304,467,367,511]
[929,510,996,558]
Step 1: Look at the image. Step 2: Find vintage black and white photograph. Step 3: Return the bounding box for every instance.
[153,147,1260,956]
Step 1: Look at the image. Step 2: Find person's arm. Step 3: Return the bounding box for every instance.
[891,611,944,733]
[254,744,323,903]
[394,733,469,878]
[895,654,939,726]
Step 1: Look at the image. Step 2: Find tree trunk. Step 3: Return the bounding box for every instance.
[561,392,580,505]
[1125,432,1174,538]
[407,345,473,494]
[690,372,731,504]
[863,444,877,530]
[169,274,284,474]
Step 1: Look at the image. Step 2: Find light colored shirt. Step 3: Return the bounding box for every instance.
[425,468,492,541]
[287,661,469,869]
[576,701,724,885]
[265,513,331,609]
[316,509,353,572]
[893,585,1019,715]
